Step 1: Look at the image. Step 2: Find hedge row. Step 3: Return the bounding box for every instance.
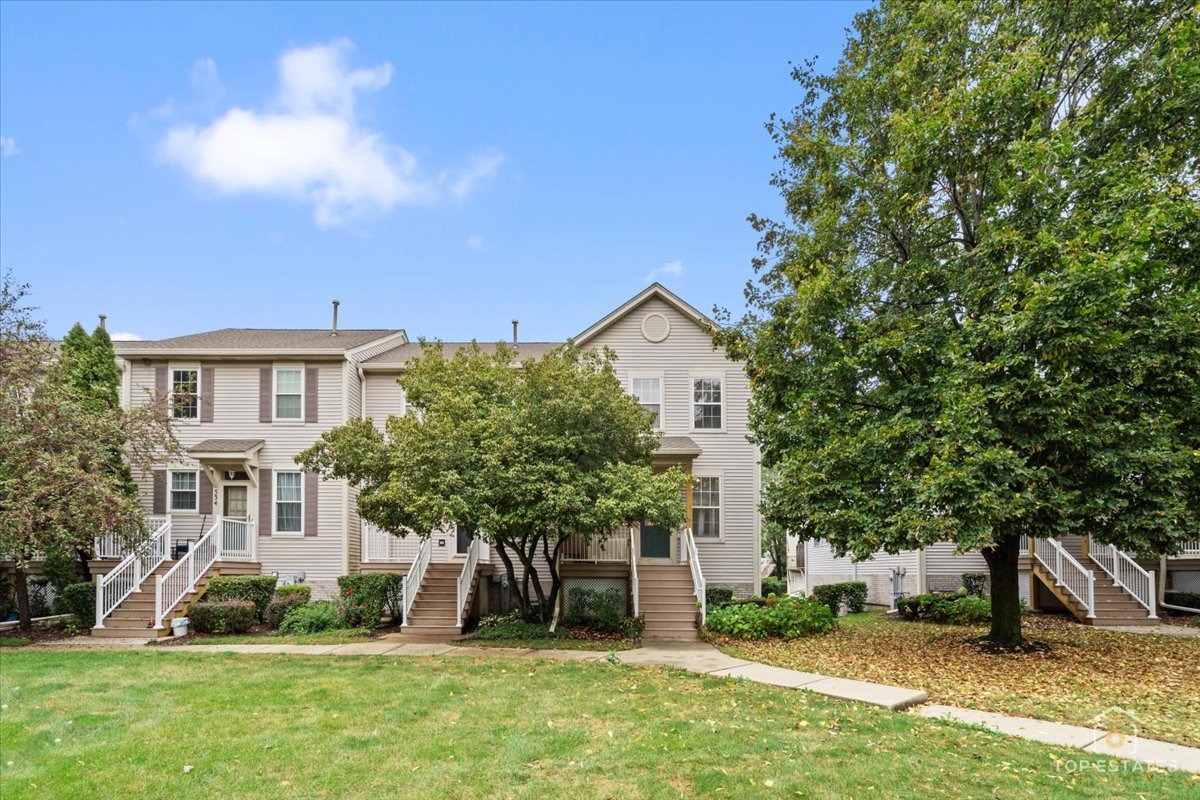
[336,574,403,625]
[189,599,257,633]
[205,576,278,620]
[897,592,991,624]
[812,581,867,615]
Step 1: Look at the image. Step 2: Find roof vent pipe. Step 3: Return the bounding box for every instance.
[98,314,107,331]
[512,319,518,345]
[332,300,340,336]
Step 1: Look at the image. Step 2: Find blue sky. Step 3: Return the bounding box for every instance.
[0,1,866,342]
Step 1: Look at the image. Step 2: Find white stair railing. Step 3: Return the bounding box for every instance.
[402,538,433,627]
[1090,544,1157,618]
[94,516,166,560]
[1033,537,1095,618]
[629,527,639,618]
[155,519,221,630]
[456,536,482,627]
[682,527,706,624]
[95,518,171,628]
[220,518,254,561]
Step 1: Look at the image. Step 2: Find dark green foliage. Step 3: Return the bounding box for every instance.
[204,576,277,620]
[705,587,735,608]
[762,521,788,579]
[189,600,257,634]
[812,582,867,615]
[278,601,346,635]
[619,615,645,640]
[27,576,53,617]
[470,615,562,641]
[1164,591,1200,610]
[962,573,990,598]
[336,573,403,626]
[760,577,789,598]
[265,596,308,629]
[564,586,624,631]
[898,593,993,625]
[54,582,95,627]
[275,584,311,602]
[705,596,835,640]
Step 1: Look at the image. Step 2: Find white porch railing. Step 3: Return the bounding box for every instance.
[562,530,630,562]
[629,527,639,618]
[363,523,421,563]
[154,519,221,630]
[402,538,433,627]
[94,516,167,560]
[456,536,482,627]
[682,527,706,624]
[1033,537,1095,618]
[220,519,255,561]
[1173,542,1200,557]
[1090,544,1157,618]
[94,518,171,628]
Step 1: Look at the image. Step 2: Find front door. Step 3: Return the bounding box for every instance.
[456,524,473,555]
[640,523,671,559]
[222,485,248,520]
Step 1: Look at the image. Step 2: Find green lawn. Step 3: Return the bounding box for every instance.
[0,636,32,648]
[180,628,375,646]
[2,651,1194,799]
[459,636,637,651]
[717,611,1200,748]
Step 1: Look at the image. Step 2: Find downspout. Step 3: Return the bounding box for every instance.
[1159,556,1200,614]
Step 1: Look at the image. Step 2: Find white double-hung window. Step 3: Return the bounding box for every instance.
[169,470,198,512]
[692,474,721,539]
[275,472,303,533]
[274,368,303,420]
[692,375,723,430]
[171,367,199,420]
[630,374,663,430]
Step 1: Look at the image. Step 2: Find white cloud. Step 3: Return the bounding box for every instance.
[466,234,484,250]
[109,332,142,341]
[0,136,19,157]
[644,259,684,284]
[155,39,498,227]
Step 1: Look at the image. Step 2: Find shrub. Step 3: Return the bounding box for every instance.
[962,572,990,597]
[565,586,624,631]
[53,582,96,628]
[1164,591,1200,610]
[336,573,404,626]
[705,587,735,608]
[279,601,345,635]
[897,592,992,624]
[275,584,311,602]
[705,596,835,640]
[619,615,645,639]
[27,576,54,618]
[189,600,257,634]
[265,595,308,629]
[205,576,278,620]
[471,618,561,640]
[812,581,867,615]
[760,576,789,598]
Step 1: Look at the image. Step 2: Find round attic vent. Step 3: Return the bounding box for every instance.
[641,312,670,342]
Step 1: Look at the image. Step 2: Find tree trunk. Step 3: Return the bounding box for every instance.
[981,534,1023,645]
[13,568,32,632]
[76,548,92,582]
[493,540,531,620]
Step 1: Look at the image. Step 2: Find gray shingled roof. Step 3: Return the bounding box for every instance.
[361,341,563,367]
[188,439,265,454]
[655,436,702,457]
[113,329,402,352]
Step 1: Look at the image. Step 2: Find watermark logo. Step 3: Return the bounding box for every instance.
[1090,707,1141,757]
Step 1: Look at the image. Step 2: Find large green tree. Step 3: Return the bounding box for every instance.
[299,342,688,622]
[0,273,178,629]
[720,0,1200,644]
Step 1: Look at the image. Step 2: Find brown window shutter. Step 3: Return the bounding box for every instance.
[198,471,213,515]
[200,365,215,423]
[259,367,272,423]
[304,471,318,536]
[154,366,168,404]
[305,366,319,423]
[258,468,272,535]
[152,469,166,514]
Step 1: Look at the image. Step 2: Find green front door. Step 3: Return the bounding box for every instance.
[640,523,671,559]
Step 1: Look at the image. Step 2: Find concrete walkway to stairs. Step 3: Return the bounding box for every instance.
[134,637,1200,774]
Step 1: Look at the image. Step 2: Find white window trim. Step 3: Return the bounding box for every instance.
[167,468,200,514]
[691,468,725,542]
[689,371,726,433]
[628,370,666,431]
[168,363,201,422]
[273,365,305,423]
[273,469,305,537]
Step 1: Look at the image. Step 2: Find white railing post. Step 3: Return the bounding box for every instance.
[94,578,104,629]
[1148,570,1157,619]
[1086,571,1096,618]
[629,527,639,618]
[154,575,163,630]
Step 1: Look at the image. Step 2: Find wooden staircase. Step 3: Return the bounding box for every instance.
[637,564,699,640]
[91,561,218,639]
[402,563,479,636]
[1031,537,1156,627]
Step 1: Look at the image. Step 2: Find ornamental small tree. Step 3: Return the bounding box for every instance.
[719,1,1200,645]
[299,342,688,622]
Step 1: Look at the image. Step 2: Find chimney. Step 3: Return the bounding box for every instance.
[98,314,107,331]
[331,300,340,336]
[512,319,519,345]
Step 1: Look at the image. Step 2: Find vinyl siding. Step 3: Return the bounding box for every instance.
[364,371,405,433]
[128,359,350,595]
[805,540,922,605]
[584,295,760,594]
